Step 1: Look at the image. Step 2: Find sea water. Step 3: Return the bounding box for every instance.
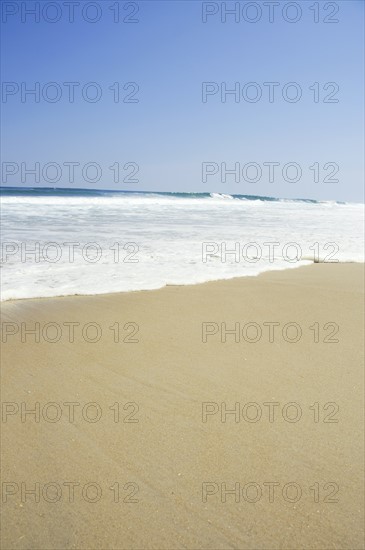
[1,187,363,301]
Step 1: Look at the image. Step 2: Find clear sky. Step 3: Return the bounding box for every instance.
[1,0,364,202]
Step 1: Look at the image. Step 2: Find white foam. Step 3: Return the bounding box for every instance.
[1,195,363,300]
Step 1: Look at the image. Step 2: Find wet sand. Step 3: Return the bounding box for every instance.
[1,264,364,549]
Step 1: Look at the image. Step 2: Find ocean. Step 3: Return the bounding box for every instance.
[1,187,364,301]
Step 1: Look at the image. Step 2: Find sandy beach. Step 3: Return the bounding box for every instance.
[1,263,364,549]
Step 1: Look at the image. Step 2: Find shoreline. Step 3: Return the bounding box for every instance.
[1,260,363,306]
[2,263,364,549]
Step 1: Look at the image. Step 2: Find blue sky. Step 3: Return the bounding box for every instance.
[1,0,364,201]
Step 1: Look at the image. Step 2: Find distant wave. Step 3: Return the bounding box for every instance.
[0,186,347,205]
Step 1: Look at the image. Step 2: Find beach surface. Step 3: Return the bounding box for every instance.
[1,264,364,549]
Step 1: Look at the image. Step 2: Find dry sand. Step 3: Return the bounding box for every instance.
[1,264,364,549]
